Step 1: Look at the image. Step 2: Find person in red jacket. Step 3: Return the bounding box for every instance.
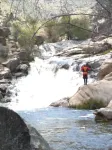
[81,63,91,85]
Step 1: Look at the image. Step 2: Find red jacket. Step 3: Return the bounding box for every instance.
[81,65,90,76]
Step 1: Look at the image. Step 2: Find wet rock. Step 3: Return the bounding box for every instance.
[60,64,69,70]
[50,97,69,107]
[14,72,25,78]
[0,67,12,80]
[73,64,80,71]
[0,79,11,84]
[94,100,112,122]
[2,58,20,72]
[5,90,12,97]
[28,125,52,150]
[16,64,29,74]
[0,106,52,150]
[0,84,8,94]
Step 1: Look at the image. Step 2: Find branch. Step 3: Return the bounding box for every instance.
[32,13,104,39]
[96,0,111,17]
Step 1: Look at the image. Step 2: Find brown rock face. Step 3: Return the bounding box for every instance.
[69,80,112,109]
[98,59,112,80]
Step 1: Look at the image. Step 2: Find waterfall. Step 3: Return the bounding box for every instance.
[7,41,95,111]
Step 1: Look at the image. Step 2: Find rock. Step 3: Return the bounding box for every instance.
[69,80,112,109]
[0,43,9,57]
[0,36,6,45]
[50,97,69,107]
[1,97,11,103]
[60,64,69,70]
[0,67,12,80]
[8,41,18,49]
[17,51,28,62]
[0,106,52,150]
[14,72,25,78]
[28,125,52,150]
[98,59,112,80]
[2,58,20,72]
[35,35,44,46]
[16,64,29,74]
[0,79,11,84]
[0,91,3,101]
[82,42,111,55]
[94,100,112,122]
[10,48,17,53]
[0,27,10,38]
[0,84,8,94]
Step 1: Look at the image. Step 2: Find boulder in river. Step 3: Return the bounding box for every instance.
[50,97,69,107]
[2,58,20,72]
[69,80,112,109]
[94,100,112,122]
[0,106,52,150]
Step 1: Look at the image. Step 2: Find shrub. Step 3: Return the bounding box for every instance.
[69,99,105,110]
[45,15,91,42]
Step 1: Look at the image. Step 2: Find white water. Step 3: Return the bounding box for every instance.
[6,55,94,111]
[8,39,106,111]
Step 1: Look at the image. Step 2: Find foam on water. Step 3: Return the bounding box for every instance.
[7,57,93,111]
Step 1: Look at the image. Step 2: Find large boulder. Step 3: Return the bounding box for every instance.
[98,59,112,80]
[2,58,20,72]
[94,100,112,121]
[69,80,112,109]
[0,106,52,150]
[82,42,111,55]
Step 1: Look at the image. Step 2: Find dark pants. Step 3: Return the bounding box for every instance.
[83,75,88,85]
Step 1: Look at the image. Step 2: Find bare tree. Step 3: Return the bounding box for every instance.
[92,0,112,37]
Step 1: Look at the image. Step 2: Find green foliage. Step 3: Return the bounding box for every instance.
[45,15,91,42]
[45,20,60,42]
[12,18,38,48]
[101,49,112,55]
[70,16,90,40]
[70,99,105,110]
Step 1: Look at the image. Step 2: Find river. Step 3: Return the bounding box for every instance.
[4,40,112,150]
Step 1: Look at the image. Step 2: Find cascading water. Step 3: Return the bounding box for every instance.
[7,40,95,111]
[4,41,112,150]
[7,57,93,111]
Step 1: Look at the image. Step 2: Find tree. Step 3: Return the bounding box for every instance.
[92,0,112,37]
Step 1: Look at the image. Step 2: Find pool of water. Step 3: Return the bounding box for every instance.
[18,107,112,150]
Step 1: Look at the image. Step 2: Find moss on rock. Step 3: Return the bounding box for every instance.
[69,99,105,110]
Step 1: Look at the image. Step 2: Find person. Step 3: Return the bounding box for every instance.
[81,63,91,85]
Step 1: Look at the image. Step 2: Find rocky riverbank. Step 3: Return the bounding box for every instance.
[48,37,112,122]
[0,26,33,103]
